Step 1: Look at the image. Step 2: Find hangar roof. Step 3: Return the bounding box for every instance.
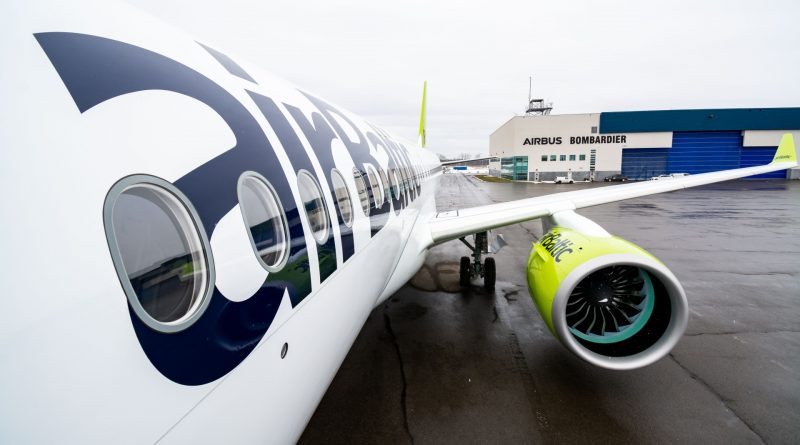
[599,107,800,133]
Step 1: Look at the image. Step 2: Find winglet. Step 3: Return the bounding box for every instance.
[772,133,796,164]
[418,81,427,148]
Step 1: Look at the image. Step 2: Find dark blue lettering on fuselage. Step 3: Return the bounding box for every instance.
[34,32,423,386]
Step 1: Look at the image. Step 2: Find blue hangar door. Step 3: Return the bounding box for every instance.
[670,131,784,178]
[621,148,668,180]
[669,131,742,174]
[622,131,786,180]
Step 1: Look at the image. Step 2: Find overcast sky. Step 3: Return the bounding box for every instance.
[128,0,800,158]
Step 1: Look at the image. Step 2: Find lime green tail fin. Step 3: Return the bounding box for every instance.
[418,81,427,148]
[772,133,796,164]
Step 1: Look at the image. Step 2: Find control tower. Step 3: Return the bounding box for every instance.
[525,77,553,116]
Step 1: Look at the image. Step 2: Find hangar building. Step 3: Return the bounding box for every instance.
[489,108,800,181]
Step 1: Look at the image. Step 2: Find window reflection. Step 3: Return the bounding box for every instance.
[390,170,401,200]
[353,169,370,216]
[297,171,329,244]
[112,185,206,323]
[330,169,353,227]
[239,175,288,269]
[365,166,383,207]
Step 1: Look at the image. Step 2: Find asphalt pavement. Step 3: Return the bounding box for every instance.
[299,173,800,445]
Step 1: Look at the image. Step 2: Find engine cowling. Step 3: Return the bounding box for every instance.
[527,227,688,370]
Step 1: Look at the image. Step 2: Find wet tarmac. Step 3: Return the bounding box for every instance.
[300,173,800,444]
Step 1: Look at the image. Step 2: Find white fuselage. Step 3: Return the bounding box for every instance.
[0,1,441,442]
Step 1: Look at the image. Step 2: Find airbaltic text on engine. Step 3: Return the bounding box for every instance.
[538,231,574,262]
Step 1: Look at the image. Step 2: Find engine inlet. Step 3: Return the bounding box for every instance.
[566,266,655,343]
[549,253,688,370]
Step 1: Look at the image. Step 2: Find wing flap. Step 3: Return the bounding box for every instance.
[429,134,797,245]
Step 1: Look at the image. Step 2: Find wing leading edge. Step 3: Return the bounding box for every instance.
[428,134,797,245]
[440,156,499,166]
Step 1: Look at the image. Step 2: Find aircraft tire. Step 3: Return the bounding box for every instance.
[484,257,496,290]
[459,256,471,287]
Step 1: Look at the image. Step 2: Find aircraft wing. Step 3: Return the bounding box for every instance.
[428,134,797,245]
[440,156,498,166]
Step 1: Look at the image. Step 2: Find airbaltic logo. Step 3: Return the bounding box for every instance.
[539,231,575,263]
[35,31,420,386]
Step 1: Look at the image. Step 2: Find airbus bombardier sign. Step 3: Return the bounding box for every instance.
[523,137,562,145]
[522,135,627,145]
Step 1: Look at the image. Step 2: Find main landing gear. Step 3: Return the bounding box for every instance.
[458,231,496,290]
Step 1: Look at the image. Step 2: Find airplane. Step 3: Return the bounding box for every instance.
[1,1,797,443]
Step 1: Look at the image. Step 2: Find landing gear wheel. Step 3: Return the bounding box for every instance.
[484,257,496,290]
[459,256,471,287]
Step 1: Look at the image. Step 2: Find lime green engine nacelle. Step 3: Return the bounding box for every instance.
[527,227,688,370]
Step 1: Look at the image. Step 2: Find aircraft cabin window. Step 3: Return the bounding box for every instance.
[353,168,370,216]
[104,175,214,333]
[400,166,410,193]
[297,171,330,244]
[330,169,353,227]
[378,168,391,202]
[399,168,409,197]
[238,173,290,271]
[365,165,384,207]
[406,166,415,188]
[390,170,401,200]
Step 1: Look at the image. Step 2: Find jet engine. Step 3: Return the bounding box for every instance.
[527,211,687,370]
